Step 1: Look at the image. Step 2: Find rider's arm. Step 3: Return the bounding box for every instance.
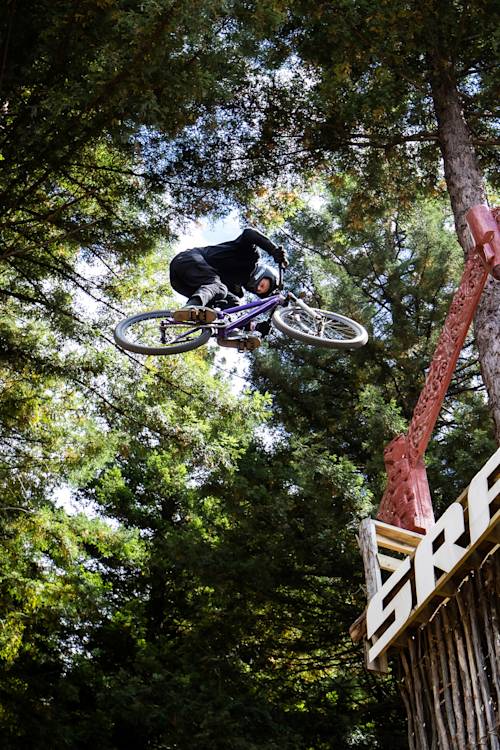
[240,227,288,265]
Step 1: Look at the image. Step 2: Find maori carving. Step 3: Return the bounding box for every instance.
[406,251,488,466]
[377,204,500,534]
[377,436,434,533]
[467,203,500,277]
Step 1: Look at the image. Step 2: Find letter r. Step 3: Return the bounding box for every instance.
[414,503,466,606]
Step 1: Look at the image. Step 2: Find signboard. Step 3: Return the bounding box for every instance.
[366,448,500,662]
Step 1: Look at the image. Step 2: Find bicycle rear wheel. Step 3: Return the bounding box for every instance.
[272,305,368,349]
[114,310,212,355]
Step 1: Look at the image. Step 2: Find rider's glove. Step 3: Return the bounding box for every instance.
[273,246,289,267]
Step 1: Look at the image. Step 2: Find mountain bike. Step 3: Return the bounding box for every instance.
[113,267,368,356]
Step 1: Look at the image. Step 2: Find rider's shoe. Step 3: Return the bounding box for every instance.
[173,305,217,324]
[217,332,262,352]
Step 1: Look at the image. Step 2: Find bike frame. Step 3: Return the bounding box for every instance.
[214,263,288,339]
[215,292,286,338]
[169,265,322,345]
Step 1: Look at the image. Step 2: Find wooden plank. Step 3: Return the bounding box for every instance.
[486,523,500,544]
[374,519,424,544]
[375,534,418,556]
[377,552,405,572]
[435,580,457,598]
[349,610,366,643]
[359,518,382,596]
[358,519,389,673]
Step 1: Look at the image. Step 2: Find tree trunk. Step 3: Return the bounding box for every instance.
[429,53,500,444]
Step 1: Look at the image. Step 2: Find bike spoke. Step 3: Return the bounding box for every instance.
[127,319,203,349]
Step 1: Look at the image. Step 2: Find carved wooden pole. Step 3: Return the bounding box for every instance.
[352,206,500,749]
[376,205,500,533]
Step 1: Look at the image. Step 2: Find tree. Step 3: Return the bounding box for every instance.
[182,0,500,439]
[0,0,290,262]
[1,4,497,746]
[2,190,492,748]
[276,0,500,442]
[0,250,276,748]
[250,190,495,505]
[245,192,496,744]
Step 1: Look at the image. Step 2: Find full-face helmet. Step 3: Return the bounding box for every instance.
[246,263,279,298]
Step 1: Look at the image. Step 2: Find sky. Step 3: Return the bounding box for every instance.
[176,210,242,252]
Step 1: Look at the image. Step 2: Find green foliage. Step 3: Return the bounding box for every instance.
[251,190,495,503]
[169,0,498,219]
[1,192,491,748]
[0,3,497,748]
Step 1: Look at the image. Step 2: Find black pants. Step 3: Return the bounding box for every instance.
[170,249,231,307]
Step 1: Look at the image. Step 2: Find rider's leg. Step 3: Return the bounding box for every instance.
[170,250,228,323]
[209,292,241,310]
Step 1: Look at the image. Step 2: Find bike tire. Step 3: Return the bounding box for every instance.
[272,305,368,349]
[114,310,212,355]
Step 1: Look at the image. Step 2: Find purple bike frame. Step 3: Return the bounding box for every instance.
[217,293,286,337]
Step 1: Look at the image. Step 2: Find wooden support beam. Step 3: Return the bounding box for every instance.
[486,524,500,545]
[358,519,389,673]
[349,610,367,643]
[375,535,418,556]
[435,580,457,598]
[377,552,405,572]
[374,520,423,556]
[374,520,424,545]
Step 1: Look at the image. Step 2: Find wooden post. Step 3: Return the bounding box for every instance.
[357,519,389,673]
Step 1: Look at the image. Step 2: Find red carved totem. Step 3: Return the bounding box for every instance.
[377,205,500,533]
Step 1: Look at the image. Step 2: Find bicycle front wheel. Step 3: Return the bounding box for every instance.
[272,305,368,349]
[114,310,212,355]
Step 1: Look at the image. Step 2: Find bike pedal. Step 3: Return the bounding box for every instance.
[243,335,261,351]
[217,333,261,351]
[173,306,216,324]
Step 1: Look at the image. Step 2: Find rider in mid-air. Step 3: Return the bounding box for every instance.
[169,227,288,348]
[114,229,367,355]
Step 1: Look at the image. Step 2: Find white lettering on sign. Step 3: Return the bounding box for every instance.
[414,503,466,606]
[366,558,412,661]
[366,447,500,663]
[468,450,500,543]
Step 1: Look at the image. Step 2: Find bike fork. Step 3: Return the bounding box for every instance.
[287,294,326,333]
[288,294,321,318]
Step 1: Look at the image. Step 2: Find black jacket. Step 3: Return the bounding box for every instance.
[199,227,278,290]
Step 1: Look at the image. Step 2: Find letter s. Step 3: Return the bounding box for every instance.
[367,557,412,662]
